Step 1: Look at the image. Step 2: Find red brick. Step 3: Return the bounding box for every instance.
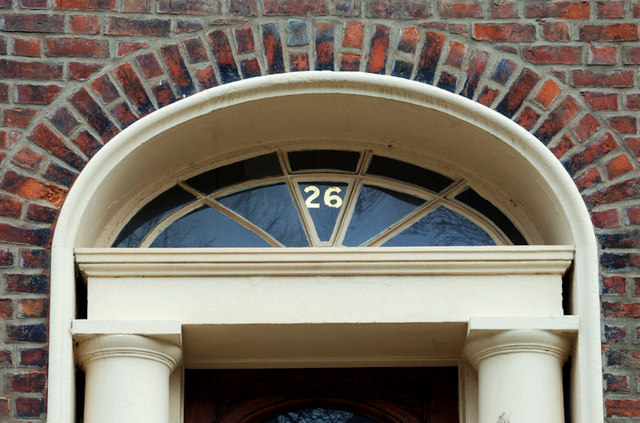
[496,68,540,118]
[524,46,582,64]
[25,204,56,223]
[609,116,637,134]
[262,23,285,74]
[9,372,46,392]
[234,26,255,53]
[117,41,150,57]
[573,114,602,142]
[152,80,176,107]
[90,77,118,107]
[604,374,629,392]
[2,108,38,128]
[70,62,104,81]
[473,23,535,42]
[625,136,640,157]
[0,299,12,318]
[184,37,208,63]
[315,22,335,71]
[444,40,466,69]
[477,86,498,107]
[11,147,44,171]
[626,94,640,110]
[16,84,62,105]
[0,250,13,267]
[135,52,163,79]
[15,397,45,418]
[627,205,640,224]
[158,0,221,13]
[0,59,63,80]
[161,44,196,96]
[574,167,602,190]
[550,134,575,158]
[113,63,155,115]
[397,27,419,54]
[340,53,360,71]
[540,22,570,42]
[106,17,170,37]
[0,399,7,417]
[587,45,618,65]
[46,37,108,58]
[263,0,328,15]
[19,248,49,270]
[606,154,635,179]
[57,0,115,10]
[366,0,431,19]
[0,170,66,207]
[343,21,364,48]
[535,80,561,109]
[635,1,640,17]
[0,83,8,102]
[176,19,202,33]
[581,92,618,111]
[123,0,147,12]
[515,106,540,130]
[439,1,482,18]
[110,102,137,128]
[580,24,638,42]
[18,299,47,318]
[624,46,640,64]
[0,223,51,246]
[21,0,48,8]
[592,209,619,228]
[30,122,85,169]
[603,302,640,318]
[460,49,489,99]
[448,23,469,36]
[563,132,619,174]
[597,1,626,18]
[230,0,257,15]
[13,38,41,57]
[573,70,634,88]
[194,66,217,89]
[0,13,64,32]
[290,52,310,72]
[525,1,590,19]
[0,194,22,218]
[20,348,47,367]
[366,24,390,74]
[70,15,100,35]
[490,1,518,18]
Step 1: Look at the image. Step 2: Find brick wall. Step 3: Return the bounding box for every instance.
[0,0,638,421]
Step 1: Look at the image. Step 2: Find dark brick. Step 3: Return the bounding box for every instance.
[525,1,590,19]
[0,83,8,102]
[15,397,45,418]
[286,19,308,46]
[604,374,629,393]
[436,72,457,92]
[230,0,258,15]
[340,53,361,71]
[585,178,640,207]
[16,84,62,105]
[603,302,640,317]
[6,274,48,294]
[106,17,171,37]
[263,0,328,15]
[262,23,285,75]
[207,30,240,84]
[57,0,115,10]
[0,59,63,80]
[11,147,44,171]
[176,19,202,34]
[602,253,640,271]
[46,37,108,58]
[9,372,46,392]
[496,68,540,118]
[71,87,120,142]
[234,26,255,53]
[624,46,640,64]
[30,122,85,170]
[315,23,334,71]
[2,108,38,129]
[184,37,208,63]
[473,23,535,42]
[460,50,488,99]
[21,0,48,8]
[333,0,360,16]
[194,66,217,89]
[515,106,540,130]
[111,102,138,129]
[113,63,155,115]
[572,70,634,88]
[574,167,602,191]
[524,46,582,64]
[414,31,445,84]
[0,194,23,218]
[366,0,431,19]
[134,53,162,80]
[600,229,640,249]
[535,96,581,145]
[44,162,77,187]
[490,59,515,85]
[49,107,80,136]
[398,27,419,54]
[0,249,13,267]
[91,75,120,104]
[160,44,196,97]
[71,130,102,158]
[563,131,618,173]
[26,204,56,224]
[573,113,602,142]
[152,80,177,107]
[240,58,261,78]
[7,323,47,343]
[0,350,12,366]
[69,62,104,81]
[602,276,626,294]
[117,40,150,57]
[0,13,64,32]
[343,21,364,48]
[580,24,638,42]
[157,0,221,14]
[20,348,47,367]
[626,94,640,110]
[290,52,309,71]
[366,25,390,74]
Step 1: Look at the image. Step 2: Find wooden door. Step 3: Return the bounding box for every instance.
[184,368,458,423]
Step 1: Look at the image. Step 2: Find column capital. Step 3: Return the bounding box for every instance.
[76,334,182,372]
[464,329,571,369]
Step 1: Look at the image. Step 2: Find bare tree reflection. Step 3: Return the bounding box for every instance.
[264,408,375,423]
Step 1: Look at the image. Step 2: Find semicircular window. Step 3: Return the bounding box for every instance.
[262,408,378,423]
[113,150,527,248]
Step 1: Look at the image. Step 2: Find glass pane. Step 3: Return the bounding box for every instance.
[150,205,271,247]
[184,153,282,194]
[343,185,424,246]
[262,408,377,423]
[382,206,496,246]
[288,150,360,173]
[113,185,195,247]
[366,156,453,193]
[455,188,526,245]
[298,182,348,242]
[218,183,308,247]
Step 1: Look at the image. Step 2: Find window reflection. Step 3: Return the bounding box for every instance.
[262,408,377,423]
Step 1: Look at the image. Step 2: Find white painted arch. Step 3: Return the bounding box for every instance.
[48,72,602,422]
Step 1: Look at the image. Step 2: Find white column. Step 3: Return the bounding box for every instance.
[464,329,570,423]
[76,334,182,423]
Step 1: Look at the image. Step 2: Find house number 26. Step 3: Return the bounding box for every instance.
[304,186,343,209]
